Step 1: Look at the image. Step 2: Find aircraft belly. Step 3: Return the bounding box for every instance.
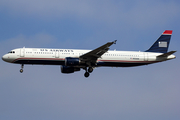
[13,58,65,65]
[97,61,150,67]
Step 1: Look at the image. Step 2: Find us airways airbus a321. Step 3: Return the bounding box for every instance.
[2,30,176,77]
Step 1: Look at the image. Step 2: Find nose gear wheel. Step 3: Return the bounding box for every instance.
[20,64,24,73]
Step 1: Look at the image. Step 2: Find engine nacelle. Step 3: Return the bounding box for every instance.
[61,66,80,74]
[65,57,80,66]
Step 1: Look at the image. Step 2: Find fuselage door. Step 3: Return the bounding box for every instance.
[144,53,148,61]
[55,51,59,58]
[20,47,25,57]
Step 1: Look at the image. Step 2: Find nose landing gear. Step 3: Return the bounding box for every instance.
[20,64,24,73]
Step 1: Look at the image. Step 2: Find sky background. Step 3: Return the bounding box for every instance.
[0,0,180,120]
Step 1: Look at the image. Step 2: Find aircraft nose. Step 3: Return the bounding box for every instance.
[2,54,8,62]
[2,55,6,61]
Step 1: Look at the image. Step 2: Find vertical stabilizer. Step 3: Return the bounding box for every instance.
[146,30,172,53]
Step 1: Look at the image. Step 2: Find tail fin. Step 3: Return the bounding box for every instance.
[145,30,172,53]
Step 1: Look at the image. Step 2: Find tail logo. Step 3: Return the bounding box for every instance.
[159,41,167,47]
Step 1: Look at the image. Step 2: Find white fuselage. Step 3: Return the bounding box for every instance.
[2,48,176,67]
[2,30,176,77]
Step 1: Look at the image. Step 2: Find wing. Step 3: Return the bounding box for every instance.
[80,40,117,66]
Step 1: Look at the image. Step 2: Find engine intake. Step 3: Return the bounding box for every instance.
[61,66,80,74]
[65,57,80,66]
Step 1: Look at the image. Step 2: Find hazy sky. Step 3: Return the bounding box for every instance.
[0,0,180,120]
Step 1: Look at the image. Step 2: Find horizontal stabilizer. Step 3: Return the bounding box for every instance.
[157,51,176,57]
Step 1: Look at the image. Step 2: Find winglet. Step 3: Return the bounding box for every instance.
[113,40,117,44]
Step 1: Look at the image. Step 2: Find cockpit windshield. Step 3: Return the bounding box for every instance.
[8,51,15,54]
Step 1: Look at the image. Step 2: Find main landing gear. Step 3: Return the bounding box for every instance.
[84,67,93,78]
[20,64,24,73]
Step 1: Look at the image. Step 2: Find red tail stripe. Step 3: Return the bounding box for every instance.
[163,30,172,35]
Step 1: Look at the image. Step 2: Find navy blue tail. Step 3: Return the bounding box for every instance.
[146,30,172,53]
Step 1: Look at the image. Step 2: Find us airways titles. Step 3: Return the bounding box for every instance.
[40,49,74,52]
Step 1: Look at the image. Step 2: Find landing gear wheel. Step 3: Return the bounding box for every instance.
[84,72,90,78]
[20,64,24,73]
[20,69,23,73]
[88,67,93,73]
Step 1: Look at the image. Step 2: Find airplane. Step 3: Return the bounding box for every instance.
[2,30,176,77]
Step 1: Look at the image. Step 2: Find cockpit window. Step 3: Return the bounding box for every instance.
[8,51,15,54]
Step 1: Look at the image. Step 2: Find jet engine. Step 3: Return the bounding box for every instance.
[61,65,80,73]
[65,57,80,66]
